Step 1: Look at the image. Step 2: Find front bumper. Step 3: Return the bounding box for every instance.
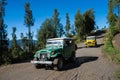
[85,42,96,47]
[31,60,52,65]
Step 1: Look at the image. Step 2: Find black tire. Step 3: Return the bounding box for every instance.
[53,58,63,71]
[34,64,40,69]
[45,65,49,70]
[70,52,76,63]
[33,58,42,69]
[95,42,97,47]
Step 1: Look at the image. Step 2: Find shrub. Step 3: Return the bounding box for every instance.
[102,33,120,63]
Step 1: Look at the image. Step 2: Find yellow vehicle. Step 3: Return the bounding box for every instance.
[84,36,97,47]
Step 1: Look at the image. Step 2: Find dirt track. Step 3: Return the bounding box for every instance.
[0,36,120,80]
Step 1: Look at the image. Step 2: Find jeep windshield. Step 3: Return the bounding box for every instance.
[87,36,95,40]
[46,40,63,48]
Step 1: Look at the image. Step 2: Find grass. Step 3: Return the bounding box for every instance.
[102,35,120,80]
[115,71,120,80]
[102,36,120,63]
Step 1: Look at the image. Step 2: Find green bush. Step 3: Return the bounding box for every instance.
[73,35,81,44]
[102,33,120,63]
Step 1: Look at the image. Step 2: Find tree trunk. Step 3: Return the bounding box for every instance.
[28,26,31,52]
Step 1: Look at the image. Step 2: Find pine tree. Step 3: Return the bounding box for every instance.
[20,33,28,51]
[37,18,56,49]
[71,24,76,36]
[113,0,120,31]
[11,27,20,59]
[57,23,64,37]
[52,9,64,37]
[65,13,70,37]
[82,9,95,36]
[24,2,34,52]
[0,0,8,64]
[107,0,117,26]
[74,10,84,40]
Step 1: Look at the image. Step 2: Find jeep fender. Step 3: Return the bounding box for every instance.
[51,52,61,58]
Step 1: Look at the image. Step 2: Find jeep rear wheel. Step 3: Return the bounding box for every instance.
[70,53,76,63]
[95,42,97,47]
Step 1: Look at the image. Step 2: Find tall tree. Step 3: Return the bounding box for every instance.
[82,9,95,36]
[106,0,118,40]
[37,18,56,49]
[11,27,20,59]
[74,10,84,40]
[65,13,70,37]
[52,9,60,37]
[24,2,34,52]
[113,0,120,31]
[71,24,76,36]
[0,0,8,64]
[57,23,64,37]
[107,0,117,26]
[20,33,28,51]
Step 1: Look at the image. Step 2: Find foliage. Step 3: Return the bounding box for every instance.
[10,27,21,59]
[102,35,120,63]
[0,0,9,64]
[36,18,56,49]
[73,35,81,43]
[57,23,64,37]
[74,10,84,41]
[53,9,64,37]
[71,24,76,36]
[24,2,34,28]
[24,2,34,52]
[107,0,114,25]
[74,9,95,41]
[36,9,65,50]
[115,71,120,80]
[109,25,119,40]
[82,9,95,36]
[20,33,28,51]
[52,9,60,37]
[106,0,120,42]
[102,2,120,79]
[65,13,71,37]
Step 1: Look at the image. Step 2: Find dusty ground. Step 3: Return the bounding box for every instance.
[0,36,120,80]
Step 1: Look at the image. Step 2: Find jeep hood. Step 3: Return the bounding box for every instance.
[34,47,62,58]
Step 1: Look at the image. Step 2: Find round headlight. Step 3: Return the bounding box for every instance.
[52,51,55,54]
[38,54,40,58]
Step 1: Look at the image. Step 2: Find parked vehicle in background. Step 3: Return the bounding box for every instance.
[84,36,97,47]
[31,38,77,71]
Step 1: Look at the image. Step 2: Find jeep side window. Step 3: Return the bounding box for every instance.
[65,40,72,47]
[64,41,68,47]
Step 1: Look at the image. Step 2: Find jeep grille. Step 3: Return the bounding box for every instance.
[38,53,48,60]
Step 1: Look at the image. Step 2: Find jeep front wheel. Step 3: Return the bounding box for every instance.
[53,58,63,71]
[33,58,42,69]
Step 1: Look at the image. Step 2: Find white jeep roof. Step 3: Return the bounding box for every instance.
[47,38,73,41]
[87,36,96,38]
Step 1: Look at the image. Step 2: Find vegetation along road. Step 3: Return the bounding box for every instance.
[0,35,119,80]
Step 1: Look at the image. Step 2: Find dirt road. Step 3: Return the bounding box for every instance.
[0,36,119,80]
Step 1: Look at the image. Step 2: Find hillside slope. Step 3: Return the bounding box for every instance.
[113,33,120,51]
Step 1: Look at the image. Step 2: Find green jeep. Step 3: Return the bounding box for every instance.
[31,38,77,70]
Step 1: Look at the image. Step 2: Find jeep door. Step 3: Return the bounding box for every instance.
[63,40,71,59]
